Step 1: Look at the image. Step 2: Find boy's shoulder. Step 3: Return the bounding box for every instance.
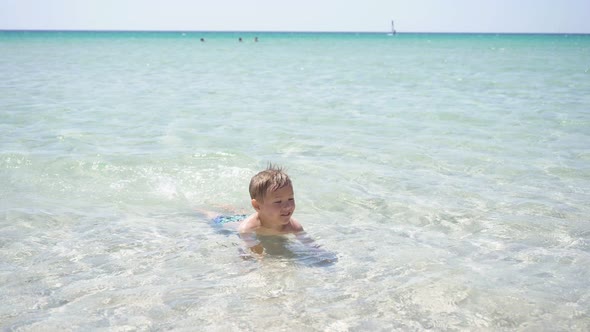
[237,213,303,234]
[237,213,260,233]
[288,217,304,233]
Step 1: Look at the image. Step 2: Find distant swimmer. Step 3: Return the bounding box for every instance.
[200,38,205,42]
[254,37,258,42]
[239,37,243,42]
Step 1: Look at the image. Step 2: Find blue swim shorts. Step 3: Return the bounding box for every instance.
[213,214,247,224]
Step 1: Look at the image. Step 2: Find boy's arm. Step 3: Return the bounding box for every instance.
[237,215,265,255]
[290,218,320,248]
[249,243,264,255]
[295,231,338,264]
[295,231,321,248]
[239,231,265,255]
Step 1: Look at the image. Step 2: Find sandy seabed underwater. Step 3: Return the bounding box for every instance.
[1,31,590,330]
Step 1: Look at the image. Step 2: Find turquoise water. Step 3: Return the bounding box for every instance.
[1,31,589,330]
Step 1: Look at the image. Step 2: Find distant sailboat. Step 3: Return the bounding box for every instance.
[388,20,397,36]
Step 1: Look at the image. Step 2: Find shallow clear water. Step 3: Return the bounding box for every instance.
[1,31,590,330]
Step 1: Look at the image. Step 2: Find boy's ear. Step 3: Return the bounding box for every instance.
[251,199,260,211]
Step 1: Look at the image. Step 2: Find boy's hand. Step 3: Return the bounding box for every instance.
[250,243,264,255]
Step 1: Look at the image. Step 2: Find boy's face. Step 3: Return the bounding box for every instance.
[253,184,295,226]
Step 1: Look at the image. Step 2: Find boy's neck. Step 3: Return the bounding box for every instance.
[257,214,285,232]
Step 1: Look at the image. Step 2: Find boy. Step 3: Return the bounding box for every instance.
[213,164,317,255]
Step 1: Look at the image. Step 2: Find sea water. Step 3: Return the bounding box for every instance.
[1,31,589,330]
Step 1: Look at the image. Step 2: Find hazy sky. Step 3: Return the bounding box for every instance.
[1,0,589,33]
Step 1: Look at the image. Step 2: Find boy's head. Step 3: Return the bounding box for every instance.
[249,164,292,202]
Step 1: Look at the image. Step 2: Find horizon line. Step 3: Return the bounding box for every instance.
[1,28,589,35]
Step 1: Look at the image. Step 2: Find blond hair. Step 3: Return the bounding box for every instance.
[249,164,292,202]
